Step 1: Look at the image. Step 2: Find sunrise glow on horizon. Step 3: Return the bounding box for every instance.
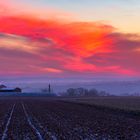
[0,0,140,77]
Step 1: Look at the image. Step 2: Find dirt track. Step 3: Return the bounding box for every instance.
[0,97,140,140]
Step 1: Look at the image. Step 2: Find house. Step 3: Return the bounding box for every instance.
[0,85,22,93]
[0,85,7,89]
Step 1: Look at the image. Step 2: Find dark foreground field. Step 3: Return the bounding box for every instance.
[0,97,140,140]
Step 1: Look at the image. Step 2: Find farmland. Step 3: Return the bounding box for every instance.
[0,97,139,139]
[62,96,140,112]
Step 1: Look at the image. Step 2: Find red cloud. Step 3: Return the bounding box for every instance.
[0,16,114,56]
[0,15,140,77]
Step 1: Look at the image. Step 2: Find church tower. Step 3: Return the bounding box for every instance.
[48,84,51,93]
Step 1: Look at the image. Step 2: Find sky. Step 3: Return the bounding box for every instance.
[0,0,140,78]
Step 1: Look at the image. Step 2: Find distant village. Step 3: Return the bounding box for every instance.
[0,84,56,96]
[0,84,22,93]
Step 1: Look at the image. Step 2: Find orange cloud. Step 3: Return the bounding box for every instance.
[0,14,140,77]
[0,16,114,56]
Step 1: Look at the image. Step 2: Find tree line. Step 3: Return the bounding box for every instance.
[61,87,110,97]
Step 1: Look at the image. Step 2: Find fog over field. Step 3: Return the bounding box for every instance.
[1,77,140,95]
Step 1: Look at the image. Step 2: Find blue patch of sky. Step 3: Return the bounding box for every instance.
[16,0,140,11]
